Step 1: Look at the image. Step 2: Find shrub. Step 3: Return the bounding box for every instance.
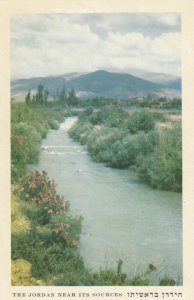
[69,121,92,142]
[125,110,166,133]
[11,103,69,180]
[126,110,155,133]
[11,122,41,179]
[11,194,31,234]
[48,119,59,130]
[12,170,83,284]
[86,127,126,163]
[137,124,182,191]
[159,277,177,286]
[18,170,69,225]
[12,229,82,281]
[80,107,94,117]
[33,120,49,138]
[89,106,128,127]
[11,259,43,286]
[69,107,181,192]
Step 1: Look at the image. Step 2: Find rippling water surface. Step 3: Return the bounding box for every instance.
[36,117,182,283]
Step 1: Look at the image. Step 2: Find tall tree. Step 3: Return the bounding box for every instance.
[60,86,67,102]
[36,85,44,104]
[43,88,49,106]
[68,88,76,100]
[68,88,79,105]
[25,90,31,105]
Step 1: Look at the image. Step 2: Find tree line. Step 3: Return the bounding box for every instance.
[25,85,79,106]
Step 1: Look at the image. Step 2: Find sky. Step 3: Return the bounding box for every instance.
[11,13,181,80]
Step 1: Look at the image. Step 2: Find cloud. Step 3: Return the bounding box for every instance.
[11,13,181,79]
[79,13,181,38]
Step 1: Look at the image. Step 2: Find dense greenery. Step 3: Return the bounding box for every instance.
[24,83,182,112]
[25,85,79,106]
[68,95,181,111]
[11,104,67,180]
[69,106,182,192]
[12,171,84,285]
[11,102,180,285]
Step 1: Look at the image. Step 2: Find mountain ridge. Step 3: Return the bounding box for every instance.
[11,70,181,101]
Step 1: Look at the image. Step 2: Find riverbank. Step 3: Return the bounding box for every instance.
[69,106,182,192]
[11,103,181,286]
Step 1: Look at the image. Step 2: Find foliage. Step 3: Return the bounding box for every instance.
[24,85,80,107]
[18,170,69,225]
[137,124,182,191]
[11,102,181,285]
[69,106,182,191]
[12,170,82,284]
[11,193,31,234]
[48,119,60,130]
[89,106,128,127]
[11,122,41,178]
[11,103,65,180]
[125,109,166,133]
[11,259,44,286]
[159,277,177,286]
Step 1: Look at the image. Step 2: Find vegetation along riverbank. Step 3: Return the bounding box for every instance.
[69,105,182,192]
[11,101,181,285]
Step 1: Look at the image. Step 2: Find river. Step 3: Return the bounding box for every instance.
[36,117,182,284]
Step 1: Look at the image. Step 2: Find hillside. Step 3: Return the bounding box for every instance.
[11,70,181,101]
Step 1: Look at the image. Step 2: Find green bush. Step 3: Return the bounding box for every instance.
[89,106,128,127]
[86,127,125,161]
[69,121,92,142]
[159,277,177,286]
[69,107,181,192]
[11,103,67,180]
[137,125,182,191]
[11,122,41,179]
[48,119,59,130]
[12,227,83,281]
[126,110,156,133]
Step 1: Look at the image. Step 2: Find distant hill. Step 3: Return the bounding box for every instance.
[136,72,178,84]
[164,78,182,91]
[11,70,181,101]
[68,70,164,98]
[136,72,181,93]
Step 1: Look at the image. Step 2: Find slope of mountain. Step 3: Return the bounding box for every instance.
[136,72,178,84]
[11,75,67,96]
[136,72,181,93]
[164,78,182,91]
[68,70,163,98]
[11,70,181,101]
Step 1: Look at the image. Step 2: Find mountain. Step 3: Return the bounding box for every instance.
[68,70,164,98]
[11,70,181,101]
[135,72,181,94]
[136,72,179,84]
[11,75,67,96]
[164,78,182,91]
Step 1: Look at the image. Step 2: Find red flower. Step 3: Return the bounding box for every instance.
[29,181,36,189]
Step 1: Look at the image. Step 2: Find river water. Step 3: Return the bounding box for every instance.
[36,117,182,283]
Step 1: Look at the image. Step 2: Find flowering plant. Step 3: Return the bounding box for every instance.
[19,170,69,224]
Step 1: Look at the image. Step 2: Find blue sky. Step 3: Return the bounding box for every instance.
[11,13,181,79]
